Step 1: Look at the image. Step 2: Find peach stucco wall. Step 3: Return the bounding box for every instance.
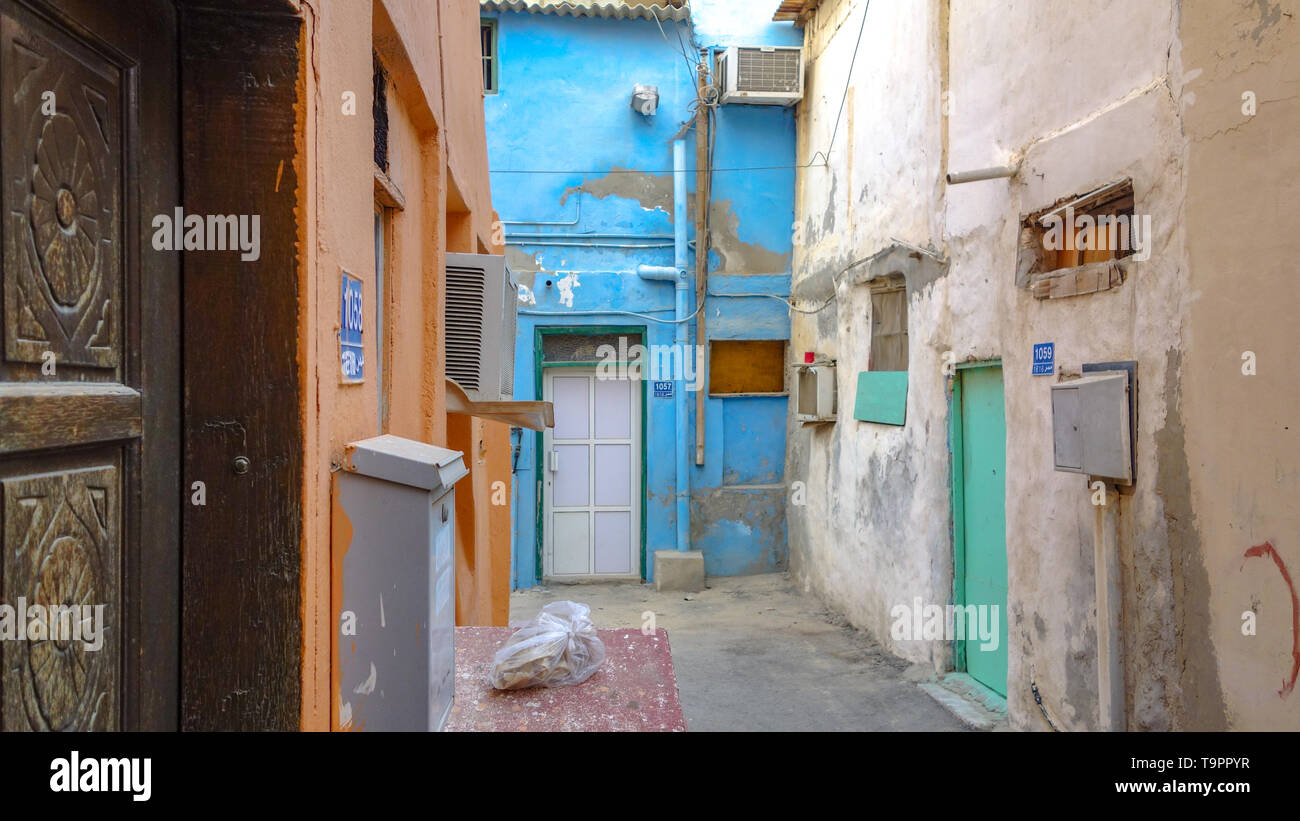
[295,0,508,731]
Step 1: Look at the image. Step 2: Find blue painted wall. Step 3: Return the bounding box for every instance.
[485,3,800,587]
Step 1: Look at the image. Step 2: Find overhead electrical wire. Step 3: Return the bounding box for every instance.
[806,0,871,167]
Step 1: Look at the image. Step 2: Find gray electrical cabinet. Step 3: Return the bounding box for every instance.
[1050,369,1134,484]
[334,435,467,731]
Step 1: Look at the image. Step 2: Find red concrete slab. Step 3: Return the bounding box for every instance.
[445,626,687,732]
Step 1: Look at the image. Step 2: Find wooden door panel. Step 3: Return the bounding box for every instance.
[1,0,122,375]
[0,0,179,731]
[2,455,120,731]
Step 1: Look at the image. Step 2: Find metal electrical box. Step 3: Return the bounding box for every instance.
[1050,369,1134,484]
[795,363,837,423]
[334,435,468,731]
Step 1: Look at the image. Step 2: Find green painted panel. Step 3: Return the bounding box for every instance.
[853,370,908,425]
[960,365,1008,696]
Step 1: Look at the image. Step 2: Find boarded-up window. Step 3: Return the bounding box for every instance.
[869,276,908,372]
[1027,179,1137,273]
[709,340,787,395]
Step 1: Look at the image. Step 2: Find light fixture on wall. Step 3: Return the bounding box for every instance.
[630,84,659,116]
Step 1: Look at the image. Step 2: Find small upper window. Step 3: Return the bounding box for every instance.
[480,19,497,94]
[868,275,908,372]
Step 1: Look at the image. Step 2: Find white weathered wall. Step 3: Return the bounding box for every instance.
[788,0,950,673]
[785,0,1279,730]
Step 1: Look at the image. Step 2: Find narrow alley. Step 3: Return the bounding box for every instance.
[0,0,1296,802]
[508,575,975,732]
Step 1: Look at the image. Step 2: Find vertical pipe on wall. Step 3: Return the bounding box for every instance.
[634,142,691,553]
[1094,486,1125,730]
[673,140,691,552]
[694,54,709,466]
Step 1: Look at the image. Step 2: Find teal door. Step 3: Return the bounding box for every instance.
[957,365,1008,696]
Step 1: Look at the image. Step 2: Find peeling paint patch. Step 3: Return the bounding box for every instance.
[505,246,545,276]
[690,487,787,576]
[1156,348,1226,730]
[562,167,674,215]
[554,169,790,275]
[556,272,580,306]
[1246,0,1283,43]
[354,662,378,696]
[709,199,792,274]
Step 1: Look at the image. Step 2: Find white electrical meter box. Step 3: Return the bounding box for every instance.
[1051,370,1134,484]
[333,434,468,731]
[795,363,837,423]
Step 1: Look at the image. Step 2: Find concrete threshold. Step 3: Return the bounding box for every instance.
[918,673,1009,731]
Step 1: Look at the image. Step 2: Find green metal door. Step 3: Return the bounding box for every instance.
[958,365,1008,695]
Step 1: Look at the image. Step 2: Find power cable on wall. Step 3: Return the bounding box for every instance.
[710,250,886,314]
[1031,680,1062,732]
[707,290,836,315]
[519,303,704,324]
[514,251,882,319]
[806,0,871,167]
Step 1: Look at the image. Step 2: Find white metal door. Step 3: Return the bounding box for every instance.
[543,368,641,579]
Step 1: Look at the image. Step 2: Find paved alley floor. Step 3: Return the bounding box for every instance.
[509,573,970,732]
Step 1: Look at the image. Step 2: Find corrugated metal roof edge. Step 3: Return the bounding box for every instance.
[480,1,691,23]
[772,0,818,22]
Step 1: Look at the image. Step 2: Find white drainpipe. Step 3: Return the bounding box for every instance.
[635,140,691,552]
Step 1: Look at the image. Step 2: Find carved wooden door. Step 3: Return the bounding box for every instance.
[0,0,179,730]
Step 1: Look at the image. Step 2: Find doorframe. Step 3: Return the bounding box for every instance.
[177,0,304,730]
[533,326,647,581]
[948,358,1002,675]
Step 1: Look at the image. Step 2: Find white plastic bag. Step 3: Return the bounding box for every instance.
[488,601,606,690]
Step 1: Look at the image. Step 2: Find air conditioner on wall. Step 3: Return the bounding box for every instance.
[445,252,517,402]
[717,45,804,106]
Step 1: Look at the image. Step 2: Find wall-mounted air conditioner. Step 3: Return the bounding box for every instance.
[717,45,804,106]
[445,252,517,402]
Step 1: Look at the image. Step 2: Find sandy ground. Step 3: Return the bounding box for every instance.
[510,573,969,732]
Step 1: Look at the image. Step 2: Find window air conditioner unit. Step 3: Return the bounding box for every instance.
[717,45,804,106]
[445,252,517,402]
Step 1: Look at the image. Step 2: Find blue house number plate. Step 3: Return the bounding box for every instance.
[340,271,364,382]
[653,381,673,397]
[1032,342,1054,376]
